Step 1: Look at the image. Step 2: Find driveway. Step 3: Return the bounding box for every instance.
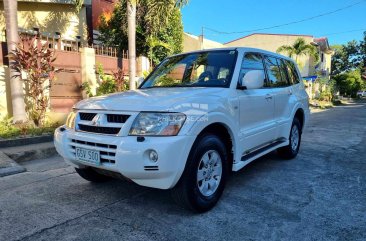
[1,101,365,241]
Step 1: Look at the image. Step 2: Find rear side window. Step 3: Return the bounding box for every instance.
[284,60,301,85]
[238,53,265,87]
[264,56,289,88]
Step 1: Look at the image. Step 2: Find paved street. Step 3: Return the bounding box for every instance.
[1,101,365,241]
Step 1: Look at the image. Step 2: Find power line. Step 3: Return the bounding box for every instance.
[319,28,366,36]
[197,28,366,47]
[204,0,366,35]
[203,28,366,38]
[202,28,366,40]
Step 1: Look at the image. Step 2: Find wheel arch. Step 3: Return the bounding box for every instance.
[294,108,305,132]
[193,122,235,171]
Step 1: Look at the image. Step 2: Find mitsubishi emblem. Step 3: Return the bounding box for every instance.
[91,114,101,126]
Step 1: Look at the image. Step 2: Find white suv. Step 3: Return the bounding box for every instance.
[55,48,309,212]
[357,90,366,98]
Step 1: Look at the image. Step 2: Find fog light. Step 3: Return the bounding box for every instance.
[149,150,158,162]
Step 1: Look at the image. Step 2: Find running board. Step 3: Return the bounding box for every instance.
[232,138,288,171]
[241,138,286,162]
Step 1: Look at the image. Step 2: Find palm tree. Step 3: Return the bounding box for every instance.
[277,38,319,64]
[3,0,27,122]
[126,0,188,90]
[146,35,172,68]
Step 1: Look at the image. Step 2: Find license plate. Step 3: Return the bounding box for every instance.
[75,147,100,165]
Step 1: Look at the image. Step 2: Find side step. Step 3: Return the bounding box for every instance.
[241,139,286,162]
[233,139,288,171]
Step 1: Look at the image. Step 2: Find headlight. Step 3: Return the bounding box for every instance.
[129,112,186,136]
[65,110,77,129]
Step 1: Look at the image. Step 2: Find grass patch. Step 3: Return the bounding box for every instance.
[0,117,59,139]
[309,100,334,109]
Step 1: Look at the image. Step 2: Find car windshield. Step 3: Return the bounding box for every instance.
[140,50,237,88]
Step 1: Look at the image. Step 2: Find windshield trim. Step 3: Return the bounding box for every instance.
[138,50,238,89]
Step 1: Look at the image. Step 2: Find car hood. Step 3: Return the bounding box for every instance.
[75,87,229,113]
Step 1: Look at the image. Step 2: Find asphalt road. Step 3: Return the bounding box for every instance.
[1,101,365,241]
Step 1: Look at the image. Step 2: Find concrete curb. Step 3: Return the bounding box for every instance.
[0,151,26,177]
[0,166,27,177]
[0,135,53,148]
[4,142,57,163]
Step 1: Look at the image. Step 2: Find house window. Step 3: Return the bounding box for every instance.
[321,53,324,62]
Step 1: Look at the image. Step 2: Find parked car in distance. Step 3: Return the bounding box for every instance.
[357,90,366,98]
[54,48,310,212]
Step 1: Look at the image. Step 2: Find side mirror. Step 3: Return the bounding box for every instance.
[137,77,144,86]
[241,70,264,89]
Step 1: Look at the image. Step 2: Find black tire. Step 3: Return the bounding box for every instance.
[171,133,228,213]
[75,167,111,182]
[278,118,302,159]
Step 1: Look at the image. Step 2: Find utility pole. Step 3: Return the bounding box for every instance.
[4,0,27,122]
[201,27,204,50]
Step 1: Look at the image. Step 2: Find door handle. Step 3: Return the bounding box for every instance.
[265,94,273,100]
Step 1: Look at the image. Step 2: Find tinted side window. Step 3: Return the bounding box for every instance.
[278,59,290,86]
[264,56,289,87]
[238,53,265,87]
[285,60,301,85]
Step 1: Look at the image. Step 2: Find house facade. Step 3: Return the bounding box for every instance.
[0,0,93,45]
[225,33,333,78]
[183,32,333,78]
[183,32,224,52]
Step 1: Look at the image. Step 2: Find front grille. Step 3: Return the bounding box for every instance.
[70,139,117,164]
[71,139,117,149]
[106,114,130,123]
[79,112,97,121]
[78,124,121,135]
[76,111,130,135]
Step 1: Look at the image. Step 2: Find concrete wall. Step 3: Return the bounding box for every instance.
[0,65,10,120]
[0,45,150,119]
[81,47,98,96]
[183,33,224,52]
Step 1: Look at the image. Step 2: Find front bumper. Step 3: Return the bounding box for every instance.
[54,127,196,189]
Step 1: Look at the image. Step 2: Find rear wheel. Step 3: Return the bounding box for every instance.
[278,118,302,159]
[171,133,228,213]
[75,167,111,182]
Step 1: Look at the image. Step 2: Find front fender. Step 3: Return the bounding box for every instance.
[185,112,240,164]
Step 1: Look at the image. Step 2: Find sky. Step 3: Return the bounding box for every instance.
[181,0,366,46]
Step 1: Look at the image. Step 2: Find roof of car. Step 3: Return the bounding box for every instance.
[173,47,294,62]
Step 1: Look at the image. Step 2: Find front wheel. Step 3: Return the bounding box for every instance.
[278,118,302,159]
[171,133,228,213]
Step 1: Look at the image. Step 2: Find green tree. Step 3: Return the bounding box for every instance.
[332,70,365,97]
[277,38,319,65]
[104,0,187,90]
[99,1,184,67]
[73,0,84,12]
[331,40,362,76]
[359,31,366,79]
